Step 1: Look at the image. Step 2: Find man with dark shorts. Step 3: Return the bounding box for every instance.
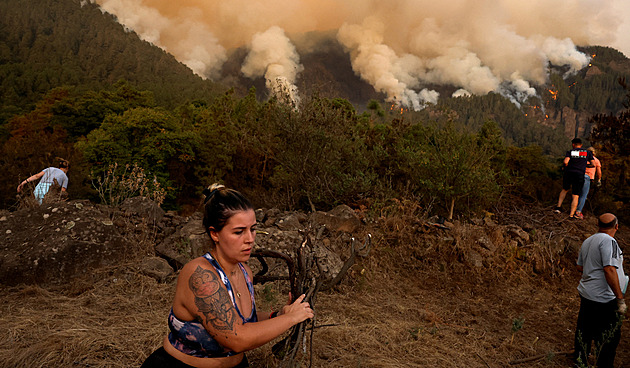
[554,138,593,218]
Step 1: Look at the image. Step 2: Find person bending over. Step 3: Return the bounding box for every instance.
[17,158,69,204]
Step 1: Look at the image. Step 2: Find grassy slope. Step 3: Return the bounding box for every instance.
[1,204,629,367]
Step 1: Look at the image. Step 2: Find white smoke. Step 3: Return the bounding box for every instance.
[241,26,303,105]
[452,89,471,98]
[90,0,629,109]
[93,0,226,79]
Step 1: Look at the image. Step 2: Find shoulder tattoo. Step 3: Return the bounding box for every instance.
[189,266,237,332]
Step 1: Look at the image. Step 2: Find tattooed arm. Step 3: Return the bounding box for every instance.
[173,259,314,354]
[188,266,238,333]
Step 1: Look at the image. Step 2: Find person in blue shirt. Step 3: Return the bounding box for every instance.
[17,158,69,204]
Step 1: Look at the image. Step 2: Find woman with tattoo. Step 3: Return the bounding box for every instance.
[141,184,314,368]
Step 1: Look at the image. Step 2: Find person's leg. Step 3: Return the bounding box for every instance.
[556,173,572,211]
[576,175,590,214]
[595,300,622,368]
[570,194,580,217]
[557,189,569,210]
[569,173,585,217]
[574,297,594,366]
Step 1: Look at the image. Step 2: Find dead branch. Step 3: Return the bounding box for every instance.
[251,249,297,298]
[254,229,372,367]
[321,233,372,291]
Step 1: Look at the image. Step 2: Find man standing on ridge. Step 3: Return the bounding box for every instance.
[554,138,593,218]
[574,213,627,368]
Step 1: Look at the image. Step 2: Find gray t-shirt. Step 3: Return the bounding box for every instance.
[577,232,626,303]
[41,167,68,189]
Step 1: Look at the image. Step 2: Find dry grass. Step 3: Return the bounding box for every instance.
[1,203,629,367]
[0,265,173,368]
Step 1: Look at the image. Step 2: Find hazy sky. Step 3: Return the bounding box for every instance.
[92,0,630,109]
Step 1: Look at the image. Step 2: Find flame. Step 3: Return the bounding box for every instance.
[548,89,558,100]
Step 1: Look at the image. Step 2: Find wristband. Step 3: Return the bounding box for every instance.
[270,311,278,319]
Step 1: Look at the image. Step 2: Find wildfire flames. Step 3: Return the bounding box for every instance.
[389,103,407,114]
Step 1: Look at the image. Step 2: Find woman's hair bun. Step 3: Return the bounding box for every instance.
[202,183,225,203]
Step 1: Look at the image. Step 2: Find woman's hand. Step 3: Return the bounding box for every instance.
[281,294,314,324]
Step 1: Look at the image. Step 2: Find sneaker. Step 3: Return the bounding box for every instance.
[553,207,562,213]
[573,212,584,220]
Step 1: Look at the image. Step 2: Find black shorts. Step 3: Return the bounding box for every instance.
[141,347,249,368]
[562,171,585,195]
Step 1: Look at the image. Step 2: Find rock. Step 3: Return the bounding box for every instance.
[255,208,266,223]
[467,251,484,268]
[309,205,361,233]
[506,225,530,244]
[276,213,302,231]
[156,214,210,268]
[313,239,344,281]
[255,227,302,253]
[263,208,281,227]
[140,256,174,282]
[0,200,131,286]
[476,235,496,253]
[120,197,165,224]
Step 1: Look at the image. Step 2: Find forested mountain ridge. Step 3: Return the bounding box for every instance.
[1,0,630,220]
[0,0,222,124]
[2,0,629,141]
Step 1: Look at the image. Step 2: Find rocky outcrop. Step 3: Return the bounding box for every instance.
[0,199,366,287]
[0,200,130,286]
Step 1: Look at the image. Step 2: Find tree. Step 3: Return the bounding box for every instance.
[417,123,501,219]
[76,107,197,207]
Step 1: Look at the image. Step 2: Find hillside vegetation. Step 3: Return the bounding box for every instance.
[0,0,222,124]
[1,0,630,222]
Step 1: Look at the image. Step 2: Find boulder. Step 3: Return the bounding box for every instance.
[0,200,131,286]
[120,196,165,224]
[140,256,174,282]
[309,205,361,233]
[155,213,210,268]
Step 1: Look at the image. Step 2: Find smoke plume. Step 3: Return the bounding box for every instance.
[92,0,628,109]
[241,26,303,105]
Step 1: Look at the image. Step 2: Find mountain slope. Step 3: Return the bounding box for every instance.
[0,0,221,122]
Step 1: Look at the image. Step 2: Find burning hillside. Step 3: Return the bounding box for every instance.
[90,0,629,109]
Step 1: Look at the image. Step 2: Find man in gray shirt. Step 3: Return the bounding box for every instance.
[574,213,627,368]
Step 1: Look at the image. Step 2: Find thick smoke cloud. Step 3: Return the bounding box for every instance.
[92,0,628,109]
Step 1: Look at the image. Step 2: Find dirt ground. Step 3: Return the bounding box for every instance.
[1,206,629,368]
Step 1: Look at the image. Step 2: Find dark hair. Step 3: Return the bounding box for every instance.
[202,184,253,243]
[571,138,582,145]
[598,215,618,229]
[56,157,69,169]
